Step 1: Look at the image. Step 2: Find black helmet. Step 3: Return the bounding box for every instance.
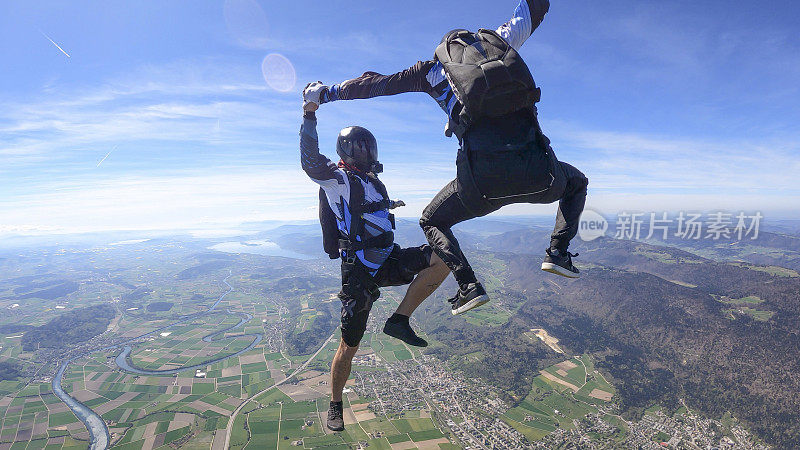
[336,126,382,174]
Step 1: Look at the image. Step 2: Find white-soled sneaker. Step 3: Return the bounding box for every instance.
[541,248,580,279]
[448,283,490,315]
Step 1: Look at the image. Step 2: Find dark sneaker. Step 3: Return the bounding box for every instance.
[327,401,344,431]
[383,319,428,347]
[448,283,490,315]
[541,248,580,279]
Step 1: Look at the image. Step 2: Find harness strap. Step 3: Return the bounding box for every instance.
[341,259,380,297]
[346,172,366,255]
[339,231,394,252]
[339,170,396,263]
[359,199,392,214]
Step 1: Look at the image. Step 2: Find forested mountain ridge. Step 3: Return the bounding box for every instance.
[494,237,800,448]
[21,304,116,351]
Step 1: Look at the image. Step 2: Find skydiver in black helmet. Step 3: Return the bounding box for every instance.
[303,0,588,315]
[300,97,450,431]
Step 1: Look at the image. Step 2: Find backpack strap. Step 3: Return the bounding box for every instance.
[345,171,366,256]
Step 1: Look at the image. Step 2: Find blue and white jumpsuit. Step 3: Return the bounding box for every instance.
[301,111,433,346]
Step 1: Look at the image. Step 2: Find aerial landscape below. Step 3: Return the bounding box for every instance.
[1,217,798,449]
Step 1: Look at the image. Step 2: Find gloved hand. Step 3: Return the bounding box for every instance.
[303,81,328,111]
[390,200,406,209]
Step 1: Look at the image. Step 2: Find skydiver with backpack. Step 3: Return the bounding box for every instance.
[300,100,450,431]
[304,0,588,315]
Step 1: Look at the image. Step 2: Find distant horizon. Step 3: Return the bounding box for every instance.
[3,211,800,245]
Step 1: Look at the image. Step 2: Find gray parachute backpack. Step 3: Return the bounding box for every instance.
[435,28,541,136]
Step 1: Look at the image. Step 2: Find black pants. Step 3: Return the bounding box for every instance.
[419,120,588,288]
[339,245,432,347]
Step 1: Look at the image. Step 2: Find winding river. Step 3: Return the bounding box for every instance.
[51,272,262,450]
[114,311,262,375]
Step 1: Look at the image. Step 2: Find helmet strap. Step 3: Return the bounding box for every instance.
[338,160,364,174]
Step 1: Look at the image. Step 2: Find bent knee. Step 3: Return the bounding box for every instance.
[418,217,428,229]
[419,199,452,230]
[420,212,451,230]
[419,204,440,228]
[575,174,588,191]
[419,216,439,231]
[577,170,589,186]
[563,164,588,191]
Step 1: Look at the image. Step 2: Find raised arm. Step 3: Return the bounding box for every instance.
[300,110,349,198]
[496,0,550,50]
[318,60,436,104]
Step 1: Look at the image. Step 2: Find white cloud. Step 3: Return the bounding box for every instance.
[2,47,798,239]
[0,54,457,237]
[0,71,300,172]
[545,120,800,194]
[2,168,310,235]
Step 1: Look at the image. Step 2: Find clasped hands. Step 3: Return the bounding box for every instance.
[303,81,328,112]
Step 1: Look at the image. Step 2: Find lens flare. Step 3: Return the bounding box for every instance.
[223,0,269,48]
[261,53,296,92]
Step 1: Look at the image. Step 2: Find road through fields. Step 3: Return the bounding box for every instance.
[222,331,337,450]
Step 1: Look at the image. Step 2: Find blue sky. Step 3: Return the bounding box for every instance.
[1,0,799,237]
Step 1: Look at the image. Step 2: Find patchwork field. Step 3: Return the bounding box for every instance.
[501,355,619,443]
[228,331,446,450]
[5,229,765,449]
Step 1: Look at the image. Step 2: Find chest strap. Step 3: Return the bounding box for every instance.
[359,199,392,214]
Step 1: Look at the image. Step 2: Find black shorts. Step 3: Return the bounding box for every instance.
[339,244,433,347]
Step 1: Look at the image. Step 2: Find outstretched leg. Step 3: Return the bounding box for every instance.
[327,339,358,431]
[394,252,450,317]
[330,339,359,402]
[418,180,482,288]
[328,278,373,431]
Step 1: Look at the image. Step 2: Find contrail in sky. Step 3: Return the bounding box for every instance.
[96,145,118,167]
[40,30,71,58]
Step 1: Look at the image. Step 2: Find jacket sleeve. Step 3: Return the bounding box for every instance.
[299,111,349,200]
[320,60,437,104]
[496,0,550,50]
